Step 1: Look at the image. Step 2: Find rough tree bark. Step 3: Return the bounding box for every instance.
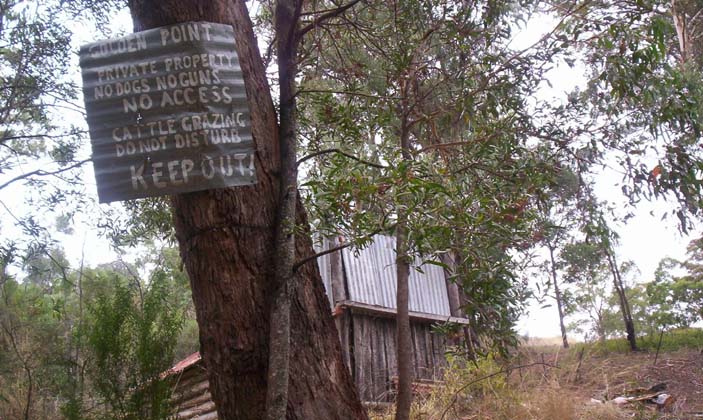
[126,1,367,419]
[547,242,569,349]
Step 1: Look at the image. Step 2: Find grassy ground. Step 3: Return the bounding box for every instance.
[370,329,703,420]
[573,328,703,354]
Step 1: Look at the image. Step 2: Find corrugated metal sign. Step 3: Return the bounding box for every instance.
[79,22,255,203]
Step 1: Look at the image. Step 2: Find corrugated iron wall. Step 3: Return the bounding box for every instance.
[341,235,451,316]
[313,236,335,308]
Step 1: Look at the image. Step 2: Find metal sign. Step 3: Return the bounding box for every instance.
[80,22,256,203]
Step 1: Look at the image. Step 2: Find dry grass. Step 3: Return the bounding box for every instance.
[369,345,699,420]
[370,355,581,420]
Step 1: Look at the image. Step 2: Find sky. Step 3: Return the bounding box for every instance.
[2,5,700,339]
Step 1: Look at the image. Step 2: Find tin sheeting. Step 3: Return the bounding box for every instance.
[313,236,335,309]
[79,22,256,203]
[340,235,451,316]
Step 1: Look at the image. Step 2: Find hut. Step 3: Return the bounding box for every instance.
[317,234,468,401]
[164,352,218,420]
[165,234,467,415]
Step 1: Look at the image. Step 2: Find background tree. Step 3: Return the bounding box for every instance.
[0,243,190,420]
[545,0,703,231]
[298,0,577,362]
[531,163,583,348]
[84,269,183,420]
[0,0,93,275]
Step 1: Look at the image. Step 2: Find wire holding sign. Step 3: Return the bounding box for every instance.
[79,21,256,203]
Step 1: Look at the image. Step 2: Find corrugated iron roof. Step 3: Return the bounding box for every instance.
[341,235,451,316]
[315,234,451,316]
[314,236,335,309]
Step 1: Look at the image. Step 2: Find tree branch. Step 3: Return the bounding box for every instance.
[0,131,87,144]
[0,158,90,191]
[293,226,390,272]
[299,0,363,38]
[417,135,499,153]
[297,148,386,168]
[296,88,401,100]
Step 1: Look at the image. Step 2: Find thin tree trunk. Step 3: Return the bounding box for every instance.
[547,243,569,348]
[395,216,412,420]
[126,1,367,419]
[672,0,692,64]
[605,250,637,351]
[395,104,413,420]
[266,1,302,418]
[23,366,32,420]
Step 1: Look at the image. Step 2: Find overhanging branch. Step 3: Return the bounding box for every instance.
[299,0,363,38]
[0,158,90,191]
[297,148,386,168]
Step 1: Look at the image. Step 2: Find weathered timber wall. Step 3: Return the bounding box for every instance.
[350,313,447,402]
[169,362,219,420]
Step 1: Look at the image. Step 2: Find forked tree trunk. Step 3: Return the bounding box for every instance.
[547,243,569,349]
[605,250,637,351]
[126,1,367,419]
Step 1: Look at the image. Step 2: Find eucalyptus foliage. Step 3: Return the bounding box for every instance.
[296,0,573,351]
[547,0,703,231]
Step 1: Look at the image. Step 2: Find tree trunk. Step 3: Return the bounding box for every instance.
[394,105,413,420]
[266,1,302,418]
[605,250,637,351]
[672,0,692,64]
[547,243,569,349]
[126,1,367,419]
[395,221,412,420]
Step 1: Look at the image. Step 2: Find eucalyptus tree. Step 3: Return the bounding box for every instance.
[568,192,640,350]
[645,239,703,328]
[560,241,612,342]
[298,1,568,404]
[123,1,368,419]
[544,0,703,231]
[531,163,583,348]
[0,1,93,272]
[0,1,86,190]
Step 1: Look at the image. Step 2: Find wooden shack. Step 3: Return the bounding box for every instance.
[317,234,468,401]
[164,234,467,415]
[164,352,218,420]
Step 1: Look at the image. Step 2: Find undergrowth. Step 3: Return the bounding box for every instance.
[368,330,703,420]
[370,354,592,420]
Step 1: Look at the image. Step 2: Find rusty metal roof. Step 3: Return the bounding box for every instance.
[162,351,202,378]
